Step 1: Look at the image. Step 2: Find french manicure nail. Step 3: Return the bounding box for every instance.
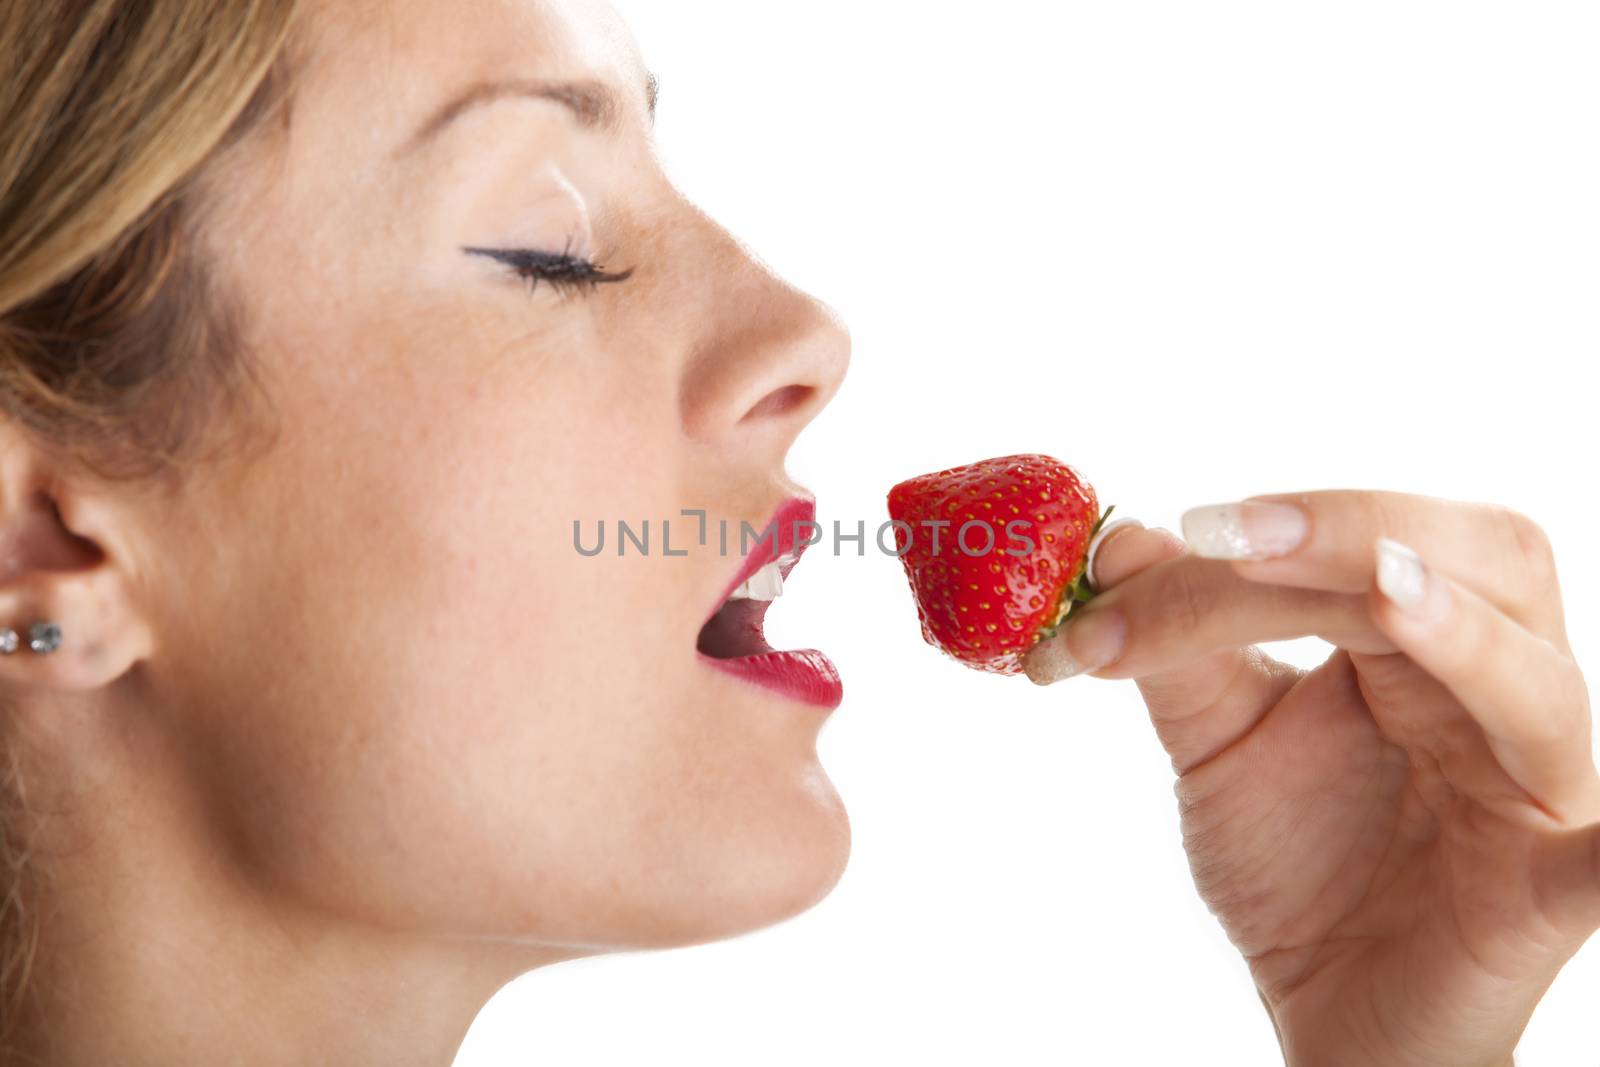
[1024,610,1126,686]
[1375,537,1429,611]
[1182,501,1308,561]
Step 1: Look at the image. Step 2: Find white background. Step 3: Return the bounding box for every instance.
[457,2,1600,1063]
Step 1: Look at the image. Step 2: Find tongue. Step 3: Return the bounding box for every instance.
[697,599,773,659]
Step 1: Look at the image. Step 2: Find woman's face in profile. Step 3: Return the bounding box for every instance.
[159,0,852,950]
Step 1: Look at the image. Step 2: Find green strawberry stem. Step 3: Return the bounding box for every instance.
[1038,504,1115,641]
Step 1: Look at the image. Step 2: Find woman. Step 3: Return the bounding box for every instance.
[0,1,1592,1064]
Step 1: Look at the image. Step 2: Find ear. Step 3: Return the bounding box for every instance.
[0,434,156,697]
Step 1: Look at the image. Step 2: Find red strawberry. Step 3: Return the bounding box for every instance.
[886,454,1114,675]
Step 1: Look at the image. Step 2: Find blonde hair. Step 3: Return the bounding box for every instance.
[0,0,300,1050]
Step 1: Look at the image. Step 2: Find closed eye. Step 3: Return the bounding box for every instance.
[464,246,635,296]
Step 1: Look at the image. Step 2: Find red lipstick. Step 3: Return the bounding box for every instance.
[696,497,842,711]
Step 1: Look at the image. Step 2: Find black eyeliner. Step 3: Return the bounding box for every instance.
[463,246,634,294]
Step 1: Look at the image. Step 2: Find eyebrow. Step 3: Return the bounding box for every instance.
[395,71,658,158]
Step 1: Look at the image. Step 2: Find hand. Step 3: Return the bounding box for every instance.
[1024,491,1598,1067]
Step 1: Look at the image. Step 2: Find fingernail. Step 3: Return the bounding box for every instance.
[1086,517,1145,590]
[1024,610,1126,685]
[1182,501,1308,561]
[1375,537,1429,612]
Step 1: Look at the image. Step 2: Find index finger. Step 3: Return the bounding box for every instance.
[1180,489,1568,647]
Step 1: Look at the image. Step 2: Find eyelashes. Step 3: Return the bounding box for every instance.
[464,244,635,297]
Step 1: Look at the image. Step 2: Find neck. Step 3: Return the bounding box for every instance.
[8,837,579,1066]
[2,700,582,1066]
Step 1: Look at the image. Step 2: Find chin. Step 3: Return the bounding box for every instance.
[626,762,852,951]
[749,760,852,924]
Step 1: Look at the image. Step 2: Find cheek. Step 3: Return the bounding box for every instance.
[178,350,847,947]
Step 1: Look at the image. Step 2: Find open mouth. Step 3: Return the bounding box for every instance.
[696,553,796,659]
[695,497,843,710]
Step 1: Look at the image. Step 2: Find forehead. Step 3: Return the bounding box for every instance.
[292,0,643,151]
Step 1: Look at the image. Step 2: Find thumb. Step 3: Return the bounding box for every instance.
[1023,521,1164,685]
[1024,523,1305,775]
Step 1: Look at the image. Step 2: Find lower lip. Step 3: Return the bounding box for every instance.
[699,649,843,711]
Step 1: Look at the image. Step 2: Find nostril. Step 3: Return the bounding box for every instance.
[740,384,813,423]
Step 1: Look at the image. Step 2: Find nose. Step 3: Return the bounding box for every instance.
[675,210,851,454]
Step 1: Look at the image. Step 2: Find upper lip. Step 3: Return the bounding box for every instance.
[704,495,817,624]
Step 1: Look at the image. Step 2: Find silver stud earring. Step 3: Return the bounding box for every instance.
[27,622,62,655]
[0,629,16,654]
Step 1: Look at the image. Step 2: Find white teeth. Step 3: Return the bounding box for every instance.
[729,560,786,601]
